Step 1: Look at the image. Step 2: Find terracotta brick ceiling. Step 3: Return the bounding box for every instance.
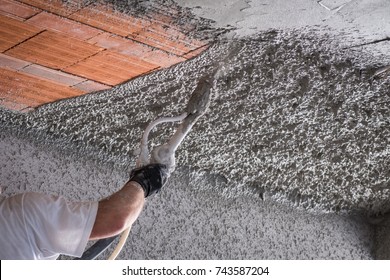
[0,0,208,112]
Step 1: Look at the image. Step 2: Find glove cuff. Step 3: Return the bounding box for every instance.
[129,164,168,197]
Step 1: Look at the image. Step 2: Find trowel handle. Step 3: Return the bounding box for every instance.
[136,113,187,167]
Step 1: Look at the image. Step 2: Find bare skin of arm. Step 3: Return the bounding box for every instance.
[89,181,145,240]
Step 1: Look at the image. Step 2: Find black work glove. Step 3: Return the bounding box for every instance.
[129,164,169,197]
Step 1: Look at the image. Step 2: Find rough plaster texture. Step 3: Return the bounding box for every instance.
[0,0,389,259]
[0,133,376,259]
[2,32,388,214]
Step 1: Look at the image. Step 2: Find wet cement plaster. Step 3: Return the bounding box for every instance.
[1,0,390,259]
[0,134,376,259]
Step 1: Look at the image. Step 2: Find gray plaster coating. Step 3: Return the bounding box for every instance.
[1,30,389,215]
[1,0,390,259]
[129,169,376,259]
[0,134,376,259]
[176,0,390,45]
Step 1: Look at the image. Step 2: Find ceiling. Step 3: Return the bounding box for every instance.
[0,0,208,112]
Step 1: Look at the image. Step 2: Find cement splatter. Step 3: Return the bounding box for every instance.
[1,28,389,215]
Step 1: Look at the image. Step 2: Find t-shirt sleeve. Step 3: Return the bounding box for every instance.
[21,193,98,259]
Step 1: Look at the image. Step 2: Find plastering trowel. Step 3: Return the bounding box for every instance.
[137,76,212,172]
[75,77,212,260]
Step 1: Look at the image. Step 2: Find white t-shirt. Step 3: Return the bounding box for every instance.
[0,192,98,260]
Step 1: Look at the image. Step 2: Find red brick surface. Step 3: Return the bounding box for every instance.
[87,32,185,68]
[70,4,149,37]
[0,53,31,70]
[0,1,208,112]
[65,50,159,86]
[0,14,41,52]
[20,64,87,86]
[0,67,85,110]
[0,0,40,19]
[88,32,153,57]
[17,0,83,16]
[128,25,202,56]
[0,98,35,111]
[142,49,186,67]
[6,30,103,69]
[27,12,102,41]
[72,80,111,92]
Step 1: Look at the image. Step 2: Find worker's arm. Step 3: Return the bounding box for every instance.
[89,164,168,240]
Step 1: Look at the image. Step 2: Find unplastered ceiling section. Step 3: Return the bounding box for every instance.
[0,0,208,112]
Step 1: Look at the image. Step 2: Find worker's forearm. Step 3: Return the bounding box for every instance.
[89,181,145,240]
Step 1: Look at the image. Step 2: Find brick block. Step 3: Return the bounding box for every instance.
[0,10,22,20]
[0,53,31,70]
[0,0,40,19]
[65,50,159,86]
[88,32,154,57]
[87,33,186,68]
[20,64,86,86]
[0,14,42,52]
[17,0,84,16]
[0,67,85,111]
[72,80,111,92]
[70,4,150,37]
[0,98,33,111]
[6,30,103,69]
[142,49,185,68]
[128,24,204,56]
[27,12,102,41]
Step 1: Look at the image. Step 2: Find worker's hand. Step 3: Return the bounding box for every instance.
[129,164,169,197]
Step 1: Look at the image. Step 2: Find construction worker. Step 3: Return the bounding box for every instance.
[0,163,168,260]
